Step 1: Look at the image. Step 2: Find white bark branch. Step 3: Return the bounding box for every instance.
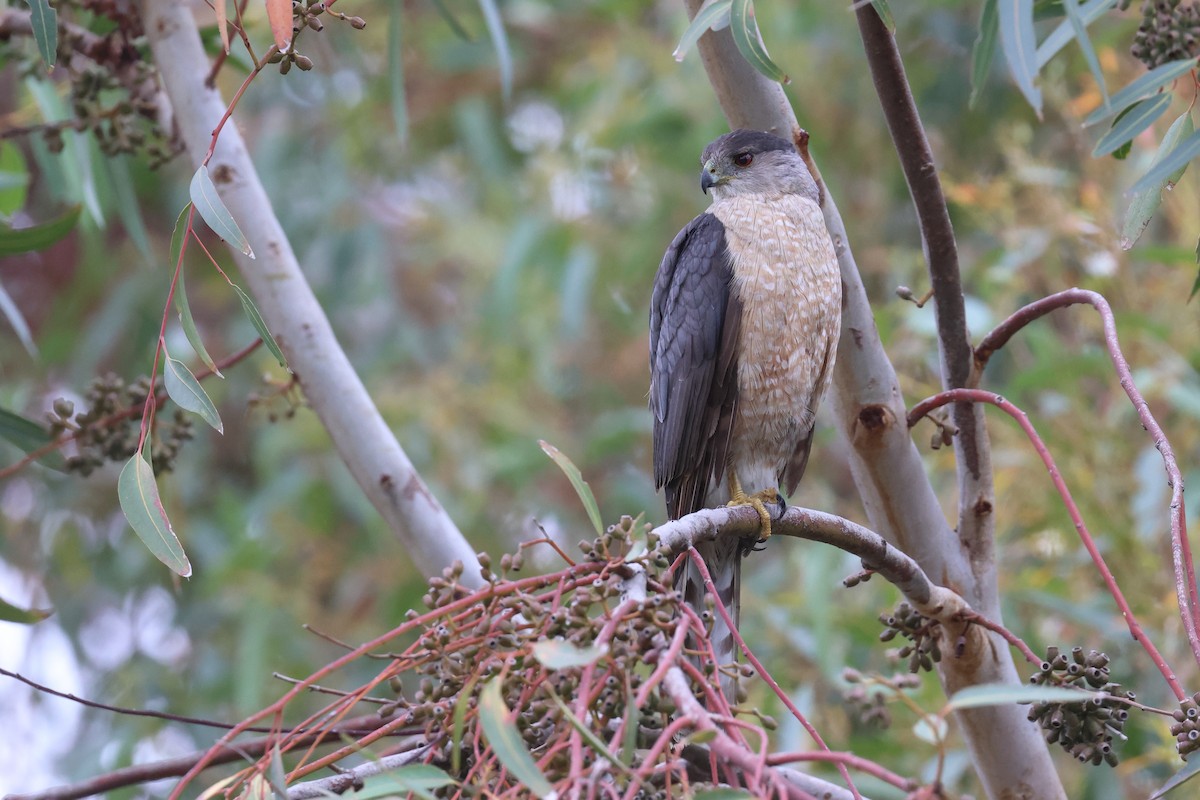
[138,0,482,584]
[678,3,1065,797]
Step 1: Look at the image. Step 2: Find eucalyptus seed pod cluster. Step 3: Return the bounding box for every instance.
[1132,0,1200,69]
[1028,647,1131,766]
[878,601,941,673]
[1169,692,1200,757]
[49,374,194,476]
[377,516,746,796]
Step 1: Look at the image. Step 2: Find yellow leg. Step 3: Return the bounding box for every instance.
[726,471,778,541]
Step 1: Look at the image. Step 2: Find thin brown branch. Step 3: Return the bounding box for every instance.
[2,716,391,800]
[853,3,995,556]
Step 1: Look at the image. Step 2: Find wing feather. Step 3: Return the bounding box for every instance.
[650,213,741,519]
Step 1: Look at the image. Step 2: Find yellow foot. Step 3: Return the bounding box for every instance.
[726,478,779,542]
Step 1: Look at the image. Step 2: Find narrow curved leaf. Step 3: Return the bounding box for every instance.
[265,746,287,800]
[1092,93,1171,157]
[265,0,293,50]
[189,165,254,258]
[479,678,555,798]
[730,0,788,84]
[27,0,57,69]
[1122,112,1194,249]
[170,205,220,375]
[997,0,1042,115]
[0,407,66,471]
[1084,58,1197,127]
[477,0,512,102]
[674,0,733,63]
[0,279,37,358]
[232,285,287,368]
[358,766,456,800]
[165,355,223,433]
[118,453,191,577]
[531,640,608,669]
[0,596,53,624]
[1149,754,1200,799]
[431,0,473,40]
[214,0,230,53]
[539,440,603,535]
[0,204,80,256]
[1062,0,1107,105]
[871,0,894,31]
[970,0,998,109]
[946,683,1097,711]
[693,791,756,800]
[388,7,408,147]
[1128,128,1200,195]
[1036,0,1114,69]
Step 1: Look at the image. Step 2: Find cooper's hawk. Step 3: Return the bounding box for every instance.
[650,129,841,690]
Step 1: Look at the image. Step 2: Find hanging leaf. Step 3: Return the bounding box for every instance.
[0,407,66,471]
[478,678,555,798]
[118,453,192,577]
[0,596,53,624]
[1149,755,1200,799]
[232,285,287,368]
[1062,0,1108,107]
[356,766,457,800]
[729,0,789,84]
[265,746,288,800]
[477,0,512,102]
[165,355,224,433]
[1036,0,1114,69]
[945,683,1097,711]
[969,0,998,109]
[531,639,608,669]
[539,440,603,535]
[0,204,80,257]
[674,0,733,63]
[169,205,221,375]
[1128,129,1200,194]
[27,0,57,69]
[1121,112,1193,249]
[1092,93,1171,157]
[871,0,894,31]
[265,0,293,51]
[0,279,37,358]
[189,165,254,258]
[215,0,231,53]
[1084,58,1197,127]
[997,0,1042,115]
[388,8,408,147]
[450,674,480,776]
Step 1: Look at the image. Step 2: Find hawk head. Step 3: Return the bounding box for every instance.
[699,129,819,203]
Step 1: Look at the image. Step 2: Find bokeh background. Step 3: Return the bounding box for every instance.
[2,1,1199,797]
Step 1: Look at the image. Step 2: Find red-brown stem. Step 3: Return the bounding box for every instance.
[973,287,1200,666]
[954,609,1041,666]
[685,549,862,800]
[0,338,262,481]
[909,388,1186,701]
[766,750,916,791]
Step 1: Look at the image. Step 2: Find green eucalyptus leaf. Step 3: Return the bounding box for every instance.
[0,204,80,256]
[970,0,998,109]
[118,453,191,577]
[729,0,789,84]
[674,0,733,62]
[189,165,254,258]
[997,0,1042,114]
[1092,93,1171,157]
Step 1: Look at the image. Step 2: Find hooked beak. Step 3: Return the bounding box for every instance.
[700,159,725,194]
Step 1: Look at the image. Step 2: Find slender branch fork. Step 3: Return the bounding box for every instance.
[907,385,1188,702]
[971,287,1200,666]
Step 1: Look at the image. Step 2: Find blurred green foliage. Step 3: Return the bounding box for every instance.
[1,1,1199,797]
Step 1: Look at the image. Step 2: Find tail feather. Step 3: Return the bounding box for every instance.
[675,536,742,702]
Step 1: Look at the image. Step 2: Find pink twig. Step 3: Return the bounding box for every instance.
[767,750,916,791]
[909,388,1186,701]
[973,288,1200,669]
[954,609,1041,666]
[685,549,863,800]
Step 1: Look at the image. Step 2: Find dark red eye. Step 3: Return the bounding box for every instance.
[732,152,754,167]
